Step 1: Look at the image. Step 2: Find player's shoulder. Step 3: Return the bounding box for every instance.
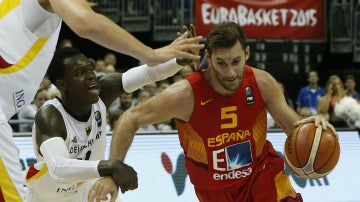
[35,103,62,124]
[252,67,277,87]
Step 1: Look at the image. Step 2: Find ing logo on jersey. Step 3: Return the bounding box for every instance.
[223,141,253,170]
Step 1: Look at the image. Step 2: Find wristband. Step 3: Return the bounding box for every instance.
[122,58,182,93]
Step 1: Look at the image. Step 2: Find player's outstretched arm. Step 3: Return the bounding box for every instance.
[109,80,193,161]
[99,55,195,108]
[35,105,138,190]
[46,0,204,66]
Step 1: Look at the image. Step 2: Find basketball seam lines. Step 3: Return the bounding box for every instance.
[316,135,337,173]
[303,125,322,178]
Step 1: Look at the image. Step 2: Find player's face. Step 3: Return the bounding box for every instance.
[63,54,99,104]
[208,41,249,93]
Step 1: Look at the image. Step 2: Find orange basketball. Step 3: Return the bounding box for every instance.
[284,122,340,179]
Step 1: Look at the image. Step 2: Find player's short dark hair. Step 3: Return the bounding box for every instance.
[206,22,247,55]
[47,47,82,84]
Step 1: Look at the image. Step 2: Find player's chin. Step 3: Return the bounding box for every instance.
[88,95,100,104]
[224,82,240,91]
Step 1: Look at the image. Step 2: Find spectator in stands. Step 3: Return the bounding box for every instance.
[344,74,360,100]
[158,80,171,93]
[109,92,134,114]
[40,76,61,99]
[298,107,313,119]
[104,52,118,71]
[95,59,106,73]
[58,38,73,48]
[296,70,325,115]
[143,82,159,97]
[108,110,124,132]
[18,88,49,132]
[104,63,116,74]
[94,58,107,79]
[40,76,59,95]
[180,64,194,78]
[171,72,184,83]
[48,89,62,100]
[317,75,348,127]
[136,89,152,105]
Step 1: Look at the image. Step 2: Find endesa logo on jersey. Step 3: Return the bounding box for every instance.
[212,141,253,180]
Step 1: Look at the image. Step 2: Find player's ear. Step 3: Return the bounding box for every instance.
[245,45,250,61]
[205,49,210,62]
[55,80,66,91]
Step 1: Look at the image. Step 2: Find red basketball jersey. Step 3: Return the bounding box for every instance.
[176,65,268,190]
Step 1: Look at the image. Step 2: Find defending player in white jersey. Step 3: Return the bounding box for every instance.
[25,47,195,201]
[0,0,202,200]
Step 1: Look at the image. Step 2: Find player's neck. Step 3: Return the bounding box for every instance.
[58,97,92,122]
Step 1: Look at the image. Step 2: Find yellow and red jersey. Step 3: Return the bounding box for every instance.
[176,65,269,190]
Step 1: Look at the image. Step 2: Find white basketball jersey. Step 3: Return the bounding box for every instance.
[25,98,108,202]
[0,0,62,121]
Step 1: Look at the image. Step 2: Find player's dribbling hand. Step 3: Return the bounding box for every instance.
[294,115,337,137]
[88,177,118,202]
[112,161,138,193]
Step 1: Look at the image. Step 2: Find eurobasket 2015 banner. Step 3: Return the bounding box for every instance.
[195,0,325,39]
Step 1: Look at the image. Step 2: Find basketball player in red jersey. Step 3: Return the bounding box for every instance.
[0,0,202,200]
[109,22,337,201]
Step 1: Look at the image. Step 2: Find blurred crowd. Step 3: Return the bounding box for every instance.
[267,70,360,129]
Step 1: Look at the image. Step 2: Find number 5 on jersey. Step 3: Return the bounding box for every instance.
[221,106,237,129]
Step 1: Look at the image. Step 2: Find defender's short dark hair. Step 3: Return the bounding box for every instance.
[205,22,247,55]
[47,47,83,84]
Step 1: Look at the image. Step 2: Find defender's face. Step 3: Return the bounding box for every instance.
[208,41,249,93]
[63,54,99,104]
